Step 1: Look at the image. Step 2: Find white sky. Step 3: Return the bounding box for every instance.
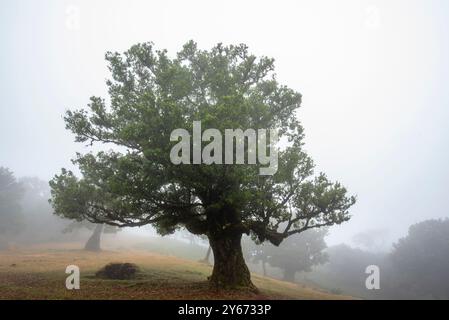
[1,0,449,247]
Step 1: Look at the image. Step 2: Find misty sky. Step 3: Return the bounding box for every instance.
[1,0,448,248]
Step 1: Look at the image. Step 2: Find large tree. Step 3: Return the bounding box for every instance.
[49,41,355,290]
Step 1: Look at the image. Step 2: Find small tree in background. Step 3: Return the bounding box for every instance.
[0,167,24,249]
[247,229,328,281]
[62,221,117,251]
[49,41,355,290]
[243,236,269,276]
[200,246,212,264]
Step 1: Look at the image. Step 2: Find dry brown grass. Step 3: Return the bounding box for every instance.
[0,243,352,300]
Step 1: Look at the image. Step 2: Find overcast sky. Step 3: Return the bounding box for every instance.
[1,0,448,248]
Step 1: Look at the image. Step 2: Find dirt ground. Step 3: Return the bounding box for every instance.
[0,243,352,300]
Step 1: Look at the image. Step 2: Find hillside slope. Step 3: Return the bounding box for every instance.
[0,245,352,300]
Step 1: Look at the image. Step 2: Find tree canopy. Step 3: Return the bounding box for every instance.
[49,41,355,289]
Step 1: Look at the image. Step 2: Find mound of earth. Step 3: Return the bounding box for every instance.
[96,263,140,280]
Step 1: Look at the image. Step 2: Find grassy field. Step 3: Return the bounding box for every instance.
[0,242,352,300]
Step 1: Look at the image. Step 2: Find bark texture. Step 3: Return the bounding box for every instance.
[208,233,256,291]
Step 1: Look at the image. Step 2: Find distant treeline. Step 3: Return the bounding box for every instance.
[0,167,104,249]
[242,219,449,300]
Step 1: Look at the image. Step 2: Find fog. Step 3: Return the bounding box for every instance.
[2,0,448,247]
[1,0,449,300]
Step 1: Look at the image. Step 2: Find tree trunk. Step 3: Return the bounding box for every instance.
[84,224,104,251]
[208,233,256,291]
[283,268,296,282]
[200,246,212,264]
[262,260,267,277]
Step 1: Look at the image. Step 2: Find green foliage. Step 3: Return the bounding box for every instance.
[0,167,24,236]
[49,41,355,246]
